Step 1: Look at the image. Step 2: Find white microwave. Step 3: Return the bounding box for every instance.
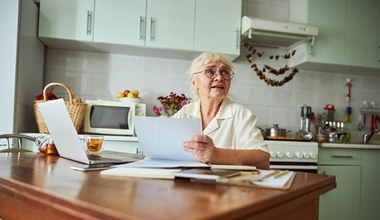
[83,100,146,136]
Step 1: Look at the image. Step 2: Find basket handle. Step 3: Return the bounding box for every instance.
[43,82,75,103]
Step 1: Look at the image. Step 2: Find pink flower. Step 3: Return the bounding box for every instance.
[153,92,190,116]
[181,100,187,107]
[153,105,161,116]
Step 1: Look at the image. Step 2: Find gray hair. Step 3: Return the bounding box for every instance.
[188,52,233,79]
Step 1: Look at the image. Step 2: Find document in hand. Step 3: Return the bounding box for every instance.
[120,116,206,168]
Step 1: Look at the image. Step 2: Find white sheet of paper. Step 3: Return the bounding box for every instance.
[114,159,209,168]
[134,116,202,162]
[251,170,295,188]
[101,167,181,179]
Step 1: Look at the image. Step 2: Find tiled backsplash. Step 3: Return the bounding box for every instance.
[44,48,380,141]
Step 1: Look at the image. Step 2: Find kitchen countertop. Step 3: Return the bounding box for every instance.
[319,142,380,150]
[22,133,380,149]
[22,133,139,142]
[264,139,380,150]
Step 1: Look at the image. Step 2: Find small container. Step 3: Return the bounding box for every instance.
[324,104,335,121]
[36,135,59,156]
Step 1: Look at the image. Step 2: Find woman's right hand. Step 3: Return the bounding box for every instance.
[183,135,216,163]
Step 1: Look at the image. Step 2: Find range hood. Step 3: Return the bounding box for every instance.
[241,16,319,49]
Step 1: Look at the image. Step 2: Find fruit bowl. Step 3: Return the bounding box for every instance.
[118,97,141,103]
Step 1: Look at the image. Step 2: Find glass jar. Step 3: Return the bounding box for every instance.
[35,135,59,156]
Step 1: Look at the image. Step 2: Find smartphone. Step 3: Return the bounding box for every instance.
[71,164,112,172]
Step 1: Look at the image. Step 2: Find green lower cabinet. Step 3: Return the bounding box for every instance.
[318,147,361,220]
[318,165,361,220]
[360,150,380,220]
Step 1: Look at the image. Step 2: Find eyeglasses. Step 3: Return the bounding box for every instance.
[192,67,234,80]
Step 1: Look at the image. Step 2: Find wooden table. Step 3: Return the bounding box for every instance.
[0,153,335,220]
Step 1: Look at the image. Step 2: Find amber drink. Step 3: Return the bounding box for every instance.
[85,135,104,154]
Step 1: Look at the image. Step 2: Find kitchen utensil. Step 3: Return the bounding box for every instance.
[357,113,364,131]
[363,100,368,130]
[264,124,288,137]
[324,104,335,121]
[310,112,317,130]
[306,106,312,131]
[371,114,378,133]
[300,105,305,131]
[345,78,352,123]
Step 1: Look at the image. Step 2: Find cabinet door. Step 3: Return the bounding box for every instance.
[194,0,242,56]
[346,0,380,69]
[39,0,94,41]
[318,165,361,220]
[307,0,346,65]
[360,150,380,220]
[93,0,147,46]
[145,0,195,50]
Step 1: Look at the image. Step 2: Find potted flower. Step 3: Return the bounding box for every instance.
[153,92,190,117]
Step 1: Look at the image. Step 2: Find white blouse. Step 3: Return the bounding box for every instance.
[173,98,268,153]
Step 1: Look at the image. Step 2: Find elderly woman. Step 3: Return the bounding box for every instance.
[173,52,270,169]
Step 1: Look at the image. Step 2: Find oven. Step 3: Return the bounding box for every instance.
[265,141,318,173]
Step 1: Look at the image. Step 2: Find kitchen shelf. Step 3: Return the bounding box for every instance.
[359,108,380,114]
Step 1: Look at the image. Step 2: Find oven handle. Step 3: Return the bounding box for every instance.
[331,155,353,159]
[270,164,318,170]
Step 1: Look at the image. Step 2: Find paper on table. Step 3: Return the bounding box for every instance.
[101,167,181,179]
[251,170,295,188]
[210,164,257,171]
[114,159,209,168]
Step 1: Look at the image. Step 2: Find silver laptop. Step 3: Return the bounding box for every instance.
[134,116,202,162]
[38,99,138,164]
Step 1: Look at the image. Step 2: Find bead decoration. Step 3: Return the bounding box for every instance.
[244,43,300,87]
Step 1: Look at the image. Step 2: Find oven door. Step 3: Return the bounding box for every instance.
[270,161,318,173]
[266,140,319,173]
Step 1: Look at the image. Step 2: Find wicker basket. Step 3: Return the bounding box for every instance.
[33,82,87,134]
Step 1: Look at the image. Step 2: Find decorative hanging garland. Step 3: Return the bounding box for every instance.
[244,43,299,87]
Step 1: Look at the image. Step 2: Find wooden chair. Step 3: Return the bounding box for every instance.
[0,134,35,153]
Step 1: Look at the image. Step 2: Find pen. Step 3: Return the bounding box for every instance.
[273,170,289,179]
[259,170,281,181]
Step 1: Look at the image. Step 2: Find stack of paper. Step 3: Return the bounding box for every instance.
[251,170,295,189]
[101,167,181,179]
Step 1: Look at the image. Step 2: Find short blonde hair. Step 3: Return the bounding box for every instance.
[188,52,233,79]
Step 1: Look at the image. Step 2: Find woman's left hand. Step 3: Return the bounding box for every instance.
[183,135,216,163]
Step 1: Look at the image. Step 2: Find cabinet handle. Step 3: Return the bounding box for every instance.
[139,16,145,40]
[235,27,240,49]
[150,17,155,41]
[377,46,380,62]
[331,155,354,159]
[87,10,93,36]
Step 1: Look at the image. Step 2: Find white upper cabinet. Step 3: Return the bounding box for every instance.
[345,0,380,69]
[38,0,242,58]
[308,0,380,69]
[194,0,242,57]
[39,0,94,41]
[307,0,346,65]
[145,0,195,50]
[93,0,147,46]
